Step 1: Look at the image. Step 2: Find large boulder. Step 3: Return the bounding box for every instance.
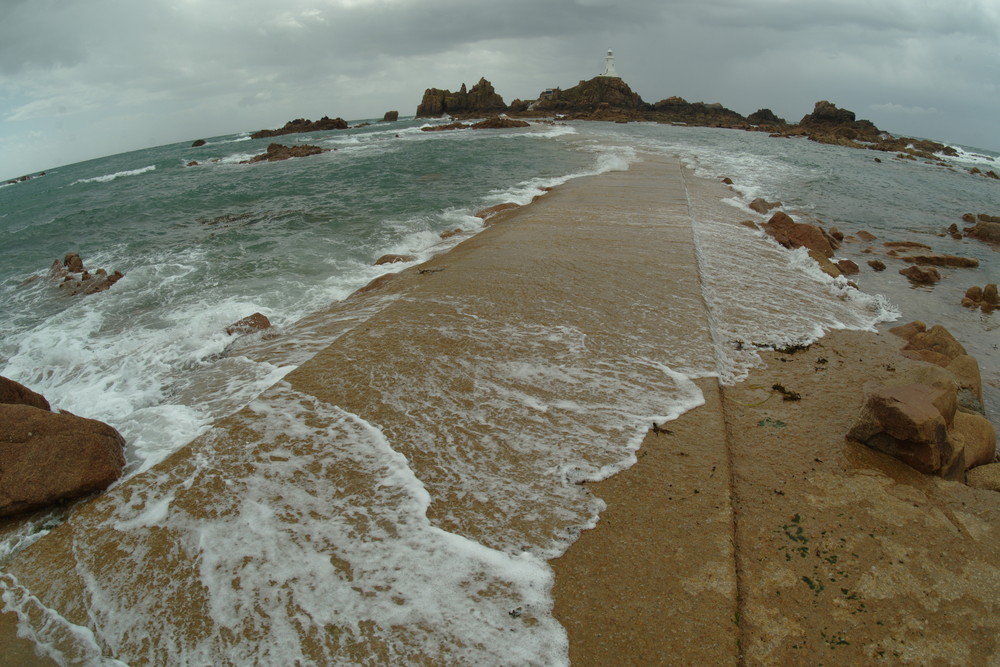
[0,376,51,411]
[965,220,1000,244]
[899,265,941,285]
[762,211,838,257]
[0,404,126,517]
[225,312,272,336]
[382,111,399,122]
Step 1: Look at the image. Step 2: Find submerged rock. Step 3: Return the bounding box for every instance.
[47,252,125,296]
[0,403,126,517]
[899,265,941,285]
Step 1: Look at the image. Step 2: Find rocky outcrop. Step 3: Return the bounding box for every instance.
[250,117,348,139]
[746,108,786,126]
[532,77,646,115]
[421,122,470,132]
[242,143,327,163]
[0,376,51,411]
[374,254,416,266]
[749,198,781,214]
[471,117,530,130]
[964,218,1000,244]
[415,78,507,118]
[382,111,399,122]
[225,312,272,336]
[762,211,838,257]
[0,403,126,517]
[847,323,996,479]
[901,254,979,268]
[48,253,125,296]
[191,139,206,147]
[649,97,746,127]
[962,284,999,312]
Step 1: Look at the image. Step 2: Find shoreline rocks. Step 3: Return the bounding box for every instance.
[250,116,348,140]
[48,252,124,296]
[0,377,126,517]
[242,143,328,163]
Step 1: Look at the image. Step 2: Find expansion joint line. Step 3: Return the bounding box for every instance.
[676,162,748,666]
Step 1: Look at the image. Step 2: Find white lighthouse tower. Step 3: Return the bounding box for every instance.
[599,48,620,78]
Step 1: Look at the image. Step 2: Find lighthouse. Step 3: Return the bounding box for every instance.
[599,49,620,78]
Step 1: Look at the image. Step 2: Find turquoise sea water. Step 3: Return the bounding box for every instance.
[1,117,997,663]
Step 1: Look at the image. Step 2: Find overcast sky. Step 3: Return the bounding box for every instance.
[2,0,998,179]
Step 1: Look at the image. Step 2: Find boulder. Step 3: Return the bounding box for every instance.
[722,177,734,185]
[808,250,842,278]
[888,320,926,341]
[191,139,206,147]
[967,464,1000,491]
[382,111,399,122]
[962,284,998,311]
[0,377,50,411]
[421,122,470,132]
[868,259,886,272]
[749,198,781,214]
[47,254,125,296]
[762,211,837,257]
[903,324,966,360]
[980,214,1000,223]
[951,411,998,469]
[225,312,272,336]
[857,230,877,241]
[947,223,963,240]
[899,265,940,285]
[63,252,85,273]
[374,254,416,266]
[0,404,126,517]
[962,213,977,223]
[836,259,860,275]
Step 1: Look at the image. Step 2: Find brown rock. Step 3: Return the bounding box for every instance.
[847,384,953,476]
[0,377,50,411]
[762,211,837,257]
[904,324,967,361]
[421,122,470,132]
[475,203,520,221]
[965,285,984,302]
[191,139,206,147]
[250,117,348,140]
[749,198,781,214]
[187,161,199,167]
[867,259,886,272]
[984,283,999,305]
[225,312,272,336]
[439,229,463,240]
[63,252,85,273]
[980,214,1000,223]
[836,259,860,275]
[857,230,877,241]
[808,250,841,278]
[899,265,940,285]
[722,177,734,185]
[947,354,984,407]
[888,320,926,341]
[244,143,327,163]
[0,404,126,517]
[965,220,1000,243]
[884,241,932,250]
[902,254,979,268]
[471,117,530,130]
[962,213,976,223]
[947,223,962,240]
[967,463,1000,491]
[351,273,397,297]
[382,111,399,122]
[950,411,997,469]
[374,254,416,266]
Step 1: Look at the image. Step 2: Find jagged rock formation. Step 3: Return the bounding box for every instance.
[415,78,507,118]
[649,96,746,127]
[48,252,124,296]
[532,77,645,115]
[250,116,348,139]
[746,108,786,126]
[242,143,328,163]
[382,111,399,122]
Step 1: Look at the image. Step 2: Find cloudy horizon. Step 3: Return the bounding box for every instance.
[2,0,998,180]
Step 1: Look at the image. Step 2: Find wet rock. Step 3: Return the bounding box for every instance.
[191,139,206,147]
[888,320,926,341]
[415,78,507,118]
[762,211,837,257]
[947,223,963,240]
[374,254,416,266]
[382,111,399,122]
[902,254,979,268]
[0,377,51,411]
[885,241,931,250]
[47,254,124,296]
[962,213,977,223]
[903,324,967,361]
[722,177,734,185]
[868,259,886,272]
[225,312,272,336]
[962,283,999,312]
[243,143,327,163]
[0,404,126,517]
[474,203,520,221]
[749,198,781,214]
[899,265,941,285]
[836,259,860,275]
[421,122,470,132]
[857,230,877,241]
[471,117,530,130]
[250,117,348,140]
[965,220,1000,244]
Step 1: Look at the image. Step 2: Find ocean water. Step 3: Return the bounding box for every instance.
[1,117,997,664]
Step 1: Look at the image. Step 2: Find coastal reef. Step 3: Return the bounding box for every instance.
[46,252,124,296]
[242,143,328,163]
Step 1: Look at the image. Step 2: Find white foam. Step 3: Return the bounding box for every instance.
[72,165,156,185]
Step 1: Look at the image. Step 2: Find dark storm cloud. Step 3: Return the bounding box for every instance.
[1,0,998,179]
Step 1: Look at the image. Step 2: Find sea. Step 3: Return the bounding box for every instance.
[1,117,997,664]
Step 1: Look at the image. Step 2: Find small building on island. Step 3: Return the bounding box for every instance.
[599,49,620,79]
